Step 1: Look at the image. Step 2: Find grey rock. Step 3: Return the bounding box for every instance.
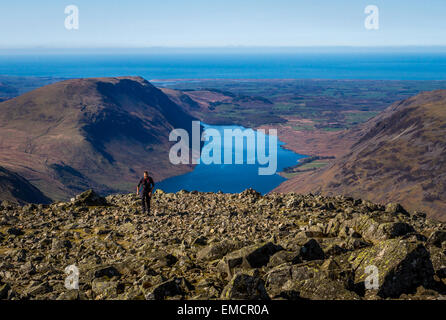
[221,272,269,300]
[300,239,325,261]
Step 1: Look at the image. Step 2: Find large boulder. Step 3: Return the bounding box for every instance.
[146,277,194,300]
[0,283,11,299]
[220,272,269,300]
[428,247,446,280]
[94,266,121,279]
[217,242,283,278]
[196,240,245,262]
[427,230,446,248]
[151,253,178,268]
[376,222,415,239]
[265,260,323,296]
[268,250,301,267]
[24,282,52,297]
[299,239,325,261]
[281,277,360,300]
[342,215,415,243]
[74,189,108,206]
[265,259,359,300]
[385,203,409,216]
[92,279,124,298]
[348,239,435,298]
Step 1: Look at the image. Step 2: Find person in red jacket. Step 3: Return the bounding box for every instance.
[137,171,155,214]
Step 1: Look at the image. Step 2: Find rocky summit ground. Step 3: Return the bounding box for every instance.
[0,189,445,300]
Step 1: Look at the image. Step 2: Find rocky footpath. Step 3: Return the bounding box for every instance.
[0,189,445,300]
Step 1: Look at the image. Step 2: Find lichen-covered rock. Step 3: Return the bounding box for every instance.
[0,283,11,299]
[342,215,415,243]
[24,282,52,297]
[282,277,360,300]
[221,272,269,300]
[94,266,121,279]
[268,250,301,267]
[92,279,124,298]
[217,242,283,277]
[151,253,178,268]
[376,222,415,240]
[429,247,446,280]
[385,203,409,216]
[428,230,446,248]
[265,258,358,300]
[56,289,84,300]
[51,238,72,252]
[74,189,108,206]
[299,239,325,261]
[196,240,245,261]
[146,277,194,300]
[265,260,323,297]
[349,239,435,298]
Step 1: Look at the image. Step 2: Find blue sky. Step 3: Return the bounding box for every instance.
[1,0,445,48]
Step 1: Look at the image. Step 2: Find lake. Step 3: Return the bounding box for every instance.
[156,124,306,194]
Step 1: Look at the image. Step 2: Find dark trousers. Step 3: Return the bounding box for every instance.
[141,192,151,213]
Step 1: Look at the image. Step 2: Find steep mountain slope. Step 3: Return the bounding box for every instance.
[275,90,446,221]
[0,166,51,204]
[0,77,196,201]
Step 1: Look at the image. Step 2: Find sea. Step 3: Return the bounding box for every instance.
[1,51,446,80]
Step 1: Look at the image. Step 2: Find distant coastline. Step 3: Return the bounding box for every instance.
[1,52,446,80]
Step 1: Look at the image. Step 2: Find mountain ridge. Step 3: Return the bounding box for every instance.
[0,165,52,204]
[274,89,446,221]
[0,76,197,201]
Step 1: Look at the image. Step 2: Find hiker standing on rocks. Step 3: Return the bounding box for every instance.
[137,171,155,215]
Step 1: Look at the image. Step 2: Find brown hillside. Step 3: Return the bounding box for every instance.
[274,90,446,221]
[0,166,51,204]
[0,77,196,201]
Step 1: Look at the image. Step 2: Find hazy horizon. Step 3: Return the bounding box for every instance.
[2,46,446,55]
[1,1,446,48]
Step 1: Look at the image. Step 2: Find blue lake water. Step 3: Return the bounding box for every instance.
[156,124,306,194]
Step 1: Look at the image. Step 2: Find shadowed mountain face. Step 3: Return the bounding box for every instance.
[275,90,446,221]
[0,76,196,201]
[0,166,51,204]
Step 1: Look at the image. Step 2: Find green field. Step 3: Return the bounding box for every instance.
[157,79,446,130]
[280,159,330,178]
